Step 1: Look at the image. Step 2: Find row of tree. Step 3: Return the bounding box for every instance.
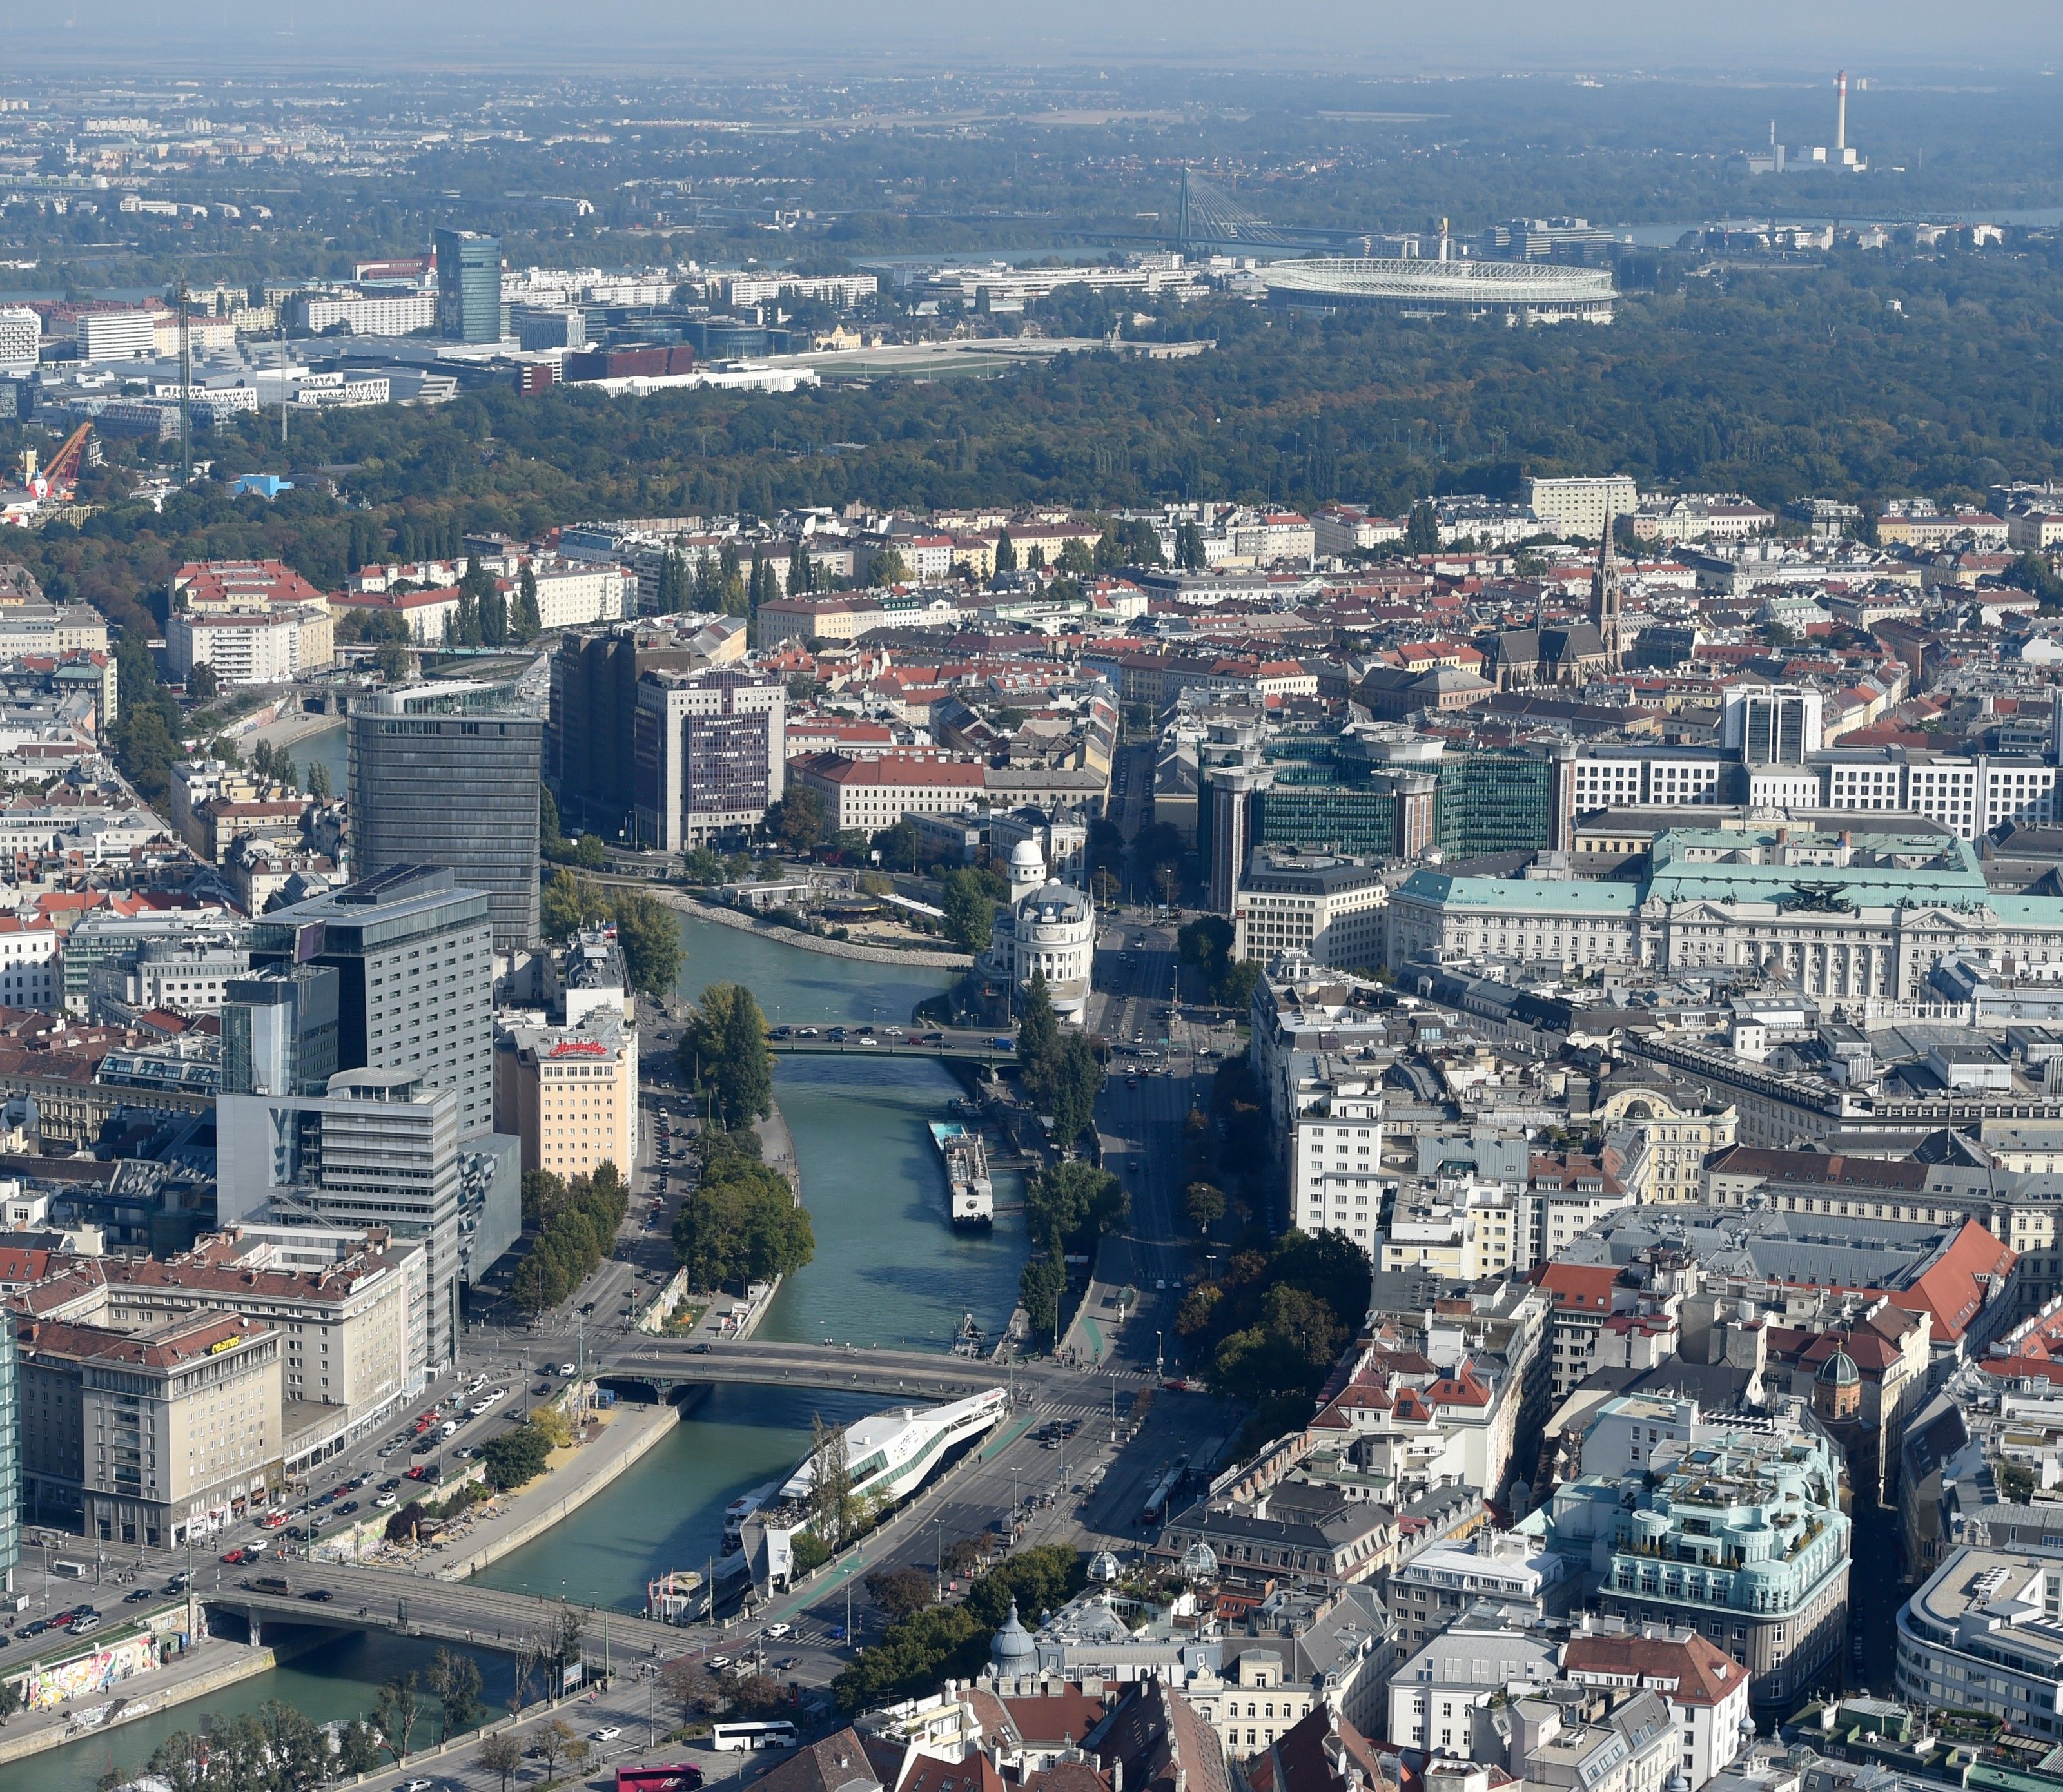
[830,1544,1084,1715]
[670,1122,816,1292]
[676,981,775,1129]
[1015,974,1104,1152]
[1175,916,1260,1011]
[508,1164,629,1316]
[143,1645,485,1792]
[1017,1158,1129,1348]
[21,247,2063,657]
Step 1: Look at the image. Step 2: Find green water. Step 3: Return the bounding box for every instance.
[0,1630,514,1792]
[287,721,347,795]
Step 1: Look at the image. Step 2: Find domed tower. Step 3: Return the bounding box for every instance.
[1009,837,1048,902]
[988,1601,1037,1683]
[1813,1348,1861,1423]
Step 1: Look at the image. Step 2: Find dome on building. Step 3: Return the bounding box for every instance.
[1010,838,1046,874]
[1088,1550,1121,1584]
[1817,1350,1860,1387]
[989,1602,1037,1675]
[1180,1541,1219,1581]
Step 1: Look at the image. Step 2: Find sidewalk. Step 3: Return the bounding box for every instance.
[429,1400,681,1581]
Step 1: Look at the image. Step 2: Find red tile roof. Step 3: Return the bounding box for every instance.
[1562,1631,1745,1706]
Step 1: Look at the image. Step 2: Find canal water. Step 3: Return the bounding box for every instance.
[0,1630,515,1792]
[469,911,1029,1612]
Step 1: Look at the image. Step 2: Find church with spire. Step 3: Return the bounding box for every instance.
[1481,514,1625,689]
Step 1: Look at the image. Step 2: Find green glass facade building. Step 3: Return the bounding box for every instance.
[1225,739,1559,866]
[434,228,502,344]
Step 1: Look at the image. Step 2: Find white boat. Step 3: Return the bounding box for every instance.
[928,1121,994,1226]
[644,1568,707,1624]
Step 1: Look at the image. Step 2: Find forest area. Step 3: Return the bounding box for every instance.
[6,244,2062,645]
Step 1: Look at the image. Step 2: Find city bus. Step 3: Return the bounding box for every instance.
[709,1721,798,1752]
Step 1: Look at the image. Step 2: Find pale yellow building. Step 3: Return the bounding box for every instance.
[496,1009,636,1181]
[1597,1088,1739,1204]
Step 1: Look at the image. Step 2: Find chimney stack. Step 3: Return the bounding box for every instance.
[1835,71,1848,153]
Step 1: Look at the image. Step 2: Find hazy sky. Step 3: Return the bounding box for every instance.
[18,0,2063,77]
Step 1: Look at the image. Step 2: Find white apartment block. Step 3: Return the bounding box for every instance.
[297,289,438,336]
[1822,753,2057,841]
[1527,473,1639,540]
[1570,748,1730,815]
[721,273,879,309]
[0,915,59,1011]
[1288,1081,1383,1243]
[167,607,306,687]
[1311,505,1405,558]
[0,306,40,373]
[77,309,157,362]
[1233,855,1388,971]
[787,751,986,833]
[530,562,629,631]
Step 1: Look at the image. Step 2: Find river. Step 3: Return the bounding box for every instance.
[467,910,1028,1610]
[0,1631,517,1792]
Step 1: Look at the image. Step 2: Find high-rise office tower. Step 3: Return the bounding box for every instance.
[349,681,543,954]
[219,1068,464,1372]
[221,964,340,1097]
[631,665,787,852]
[0,1324,17,1590]
[433,228,502,344]
[251,866,496,1140]
[547,625,711,835]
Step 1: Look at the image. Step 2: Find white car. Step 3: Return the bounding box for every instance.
[559,1363,578,1377]
[375,1494,398,1508]
[590,1726,623,1742]
[765,1621,793,1639]
[403,1781,433,1792]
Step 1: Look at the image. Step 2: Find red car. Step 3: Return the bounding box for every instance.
[259,1512,287,1530]
[220,1548,246,1564]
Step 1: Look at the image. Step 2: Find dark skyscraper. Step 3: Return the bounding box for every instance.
[348,681,543,954]
[433,228,502,344]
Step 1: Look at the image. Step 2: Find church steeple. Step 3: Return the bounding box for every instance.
[1590,513,1623,672]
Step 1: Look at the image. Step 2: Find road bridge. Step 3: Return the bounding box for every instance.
[190,1558,685,1661]
[596,1338,1019,1401]
[765,1028,1015,1066]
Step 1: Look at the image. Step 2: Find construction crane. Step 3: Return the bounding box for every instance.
[23,422,93,501]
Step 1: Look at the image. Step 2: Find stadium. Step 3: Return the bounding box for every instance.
[1258,257,1616,324]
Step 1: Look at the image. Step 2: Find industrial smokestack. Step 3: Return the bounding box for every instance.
[1835,70,1848,153]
